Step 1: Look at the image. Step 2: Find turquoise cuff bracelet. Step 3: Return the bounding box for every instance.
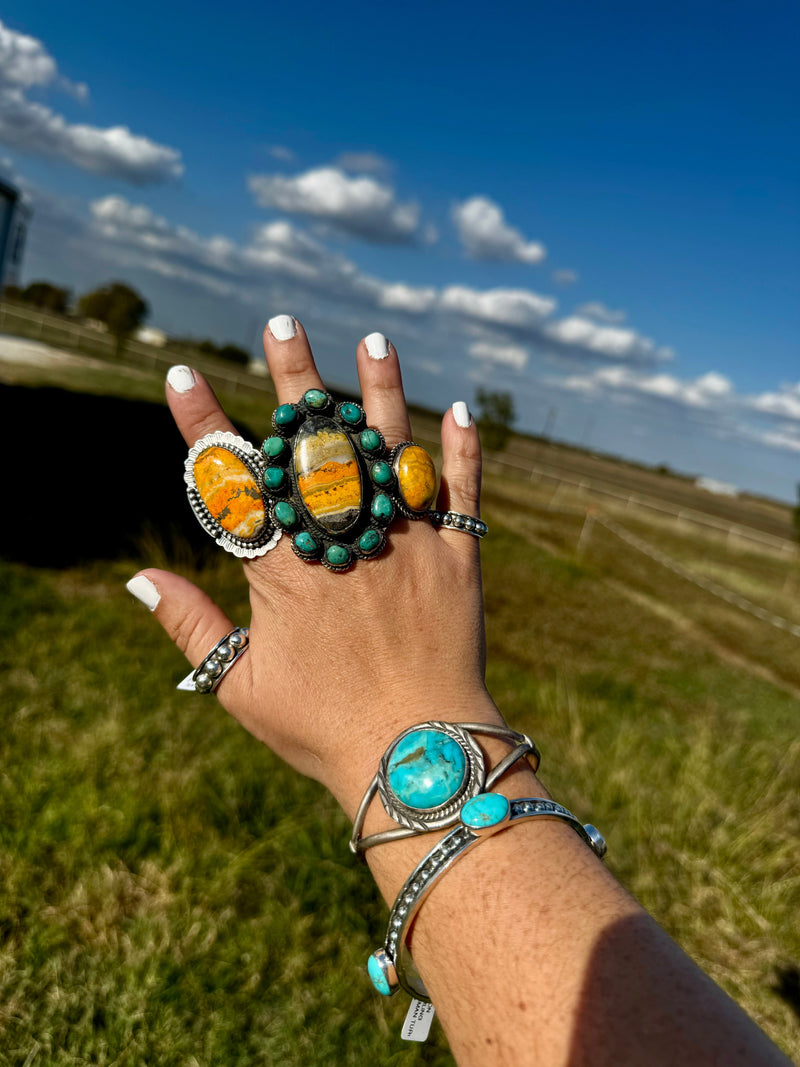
[367,795,607,1001]
[349,721,541,856]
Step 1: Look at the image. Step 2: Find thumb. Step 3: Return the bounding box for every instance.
[125,569,242,692]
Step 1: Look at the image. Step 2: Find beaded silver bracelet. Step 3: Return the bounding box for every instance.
[350,721,541,856]
[367,794,607,1001]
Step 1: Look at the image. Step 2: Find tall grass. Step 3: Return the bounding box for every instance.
[1,476,798,1063]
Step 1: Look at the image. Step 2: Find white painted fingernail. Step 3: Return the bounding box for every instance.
[166,365,196,394]
[126,575,161,612]
[364,332,389,360]
[268,314,296,341]
[452,401,472,428]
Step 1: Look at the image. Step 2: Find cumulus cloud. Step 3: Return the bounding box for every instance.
[248,166,421,243]
[468,340,528,370]
[0,19,183,184]
[552,268,578,285]
[440,285,556,328]
[576,301,626,324]
[748,382,800,421]
[560,365,733,409]
[544,315,673,363]
[336,150,391,175]
[453,196,546,264]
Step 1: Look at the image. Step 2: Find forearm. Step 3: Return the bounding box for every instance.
[335,703,790,1066]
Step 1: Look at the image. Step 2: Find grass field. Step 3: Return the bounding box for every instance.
[1,345,799,1064]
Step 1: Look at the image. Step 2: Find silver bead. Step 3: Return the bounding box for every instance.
[216,644,235,663]
[195,672,213,692]
[205,657,222,678]
[583,824,607,858]
[229,630,246,650]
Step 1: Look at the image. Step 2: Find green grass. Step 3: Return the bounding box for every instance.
[0,358,799,1061]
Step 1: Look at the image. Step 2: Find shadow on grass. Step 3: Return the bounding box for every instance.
[5,384,260,567]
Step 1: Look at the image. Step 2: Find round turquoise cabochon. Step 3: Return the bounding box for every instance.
[386,729,467,811]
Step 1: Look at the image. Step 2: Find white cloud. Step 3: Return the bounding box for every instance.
[267,145,295,162]
[248,166,421,243]
[576,301,626,324]
[440,285,556,328]
[545,314,672,362]
[748,382,800,421]
[370,281,437,313]
[0,19,183,184]
[453,196,546,264]
[560,365,733,409]
[336,150,391,175]
[469,340,528,370]
[552,268,578,285]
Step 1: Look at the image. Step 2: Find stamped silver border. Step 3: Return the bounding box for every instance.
[184,431,281,559]
[376,721,486,832]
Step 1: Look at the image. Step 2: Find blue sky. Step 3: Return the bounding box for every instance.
[2,0,798,500]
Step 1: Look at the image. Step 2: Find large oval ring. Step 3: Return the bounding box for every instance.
[185,431,281,558]
[262,389,438,572]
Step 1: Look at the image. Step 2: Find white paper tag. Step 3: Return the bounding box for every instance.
[401,998,435,1042]
[176,670,197,692]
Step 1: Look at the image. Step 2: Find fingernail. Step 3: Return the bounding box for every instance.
[452,401,472,428]
[126,574,160,612]
[364,332,389,360]
[166,365,196,394]
[268,314,296,341]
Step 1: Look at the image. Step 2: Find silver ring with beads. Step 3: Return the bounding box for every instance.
[429,511,487,538]
[191,628,249,694]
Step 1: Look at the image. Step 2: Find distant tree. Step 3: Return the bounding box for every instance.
[475,388,516,452]
[3,281,70,313]
[217,344,250,366]
[23,281,71,314]
[77,282,148,352]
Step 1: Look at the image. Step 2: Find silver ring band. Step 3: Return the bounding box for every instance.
[192,627,249,693]
[429,511,487,537]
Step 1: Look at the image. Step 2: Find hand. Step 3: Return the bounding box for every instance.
[128,319,501,819]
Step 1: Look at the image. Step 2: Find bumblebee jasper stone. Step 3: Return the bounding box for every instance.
[387,729,467,811]
[394,444,436,513]
[295,416,362,533]
[193,446,265,539]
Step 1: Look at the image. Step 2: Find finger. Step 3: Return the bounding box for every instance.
[165,364,238,447]
[126,568,239,676]
[262,315,325,405]
[437,401,483,548]
[355,333,412,446]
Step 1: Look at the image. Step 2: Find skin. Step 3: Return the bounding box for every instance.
[131,320,790,1066]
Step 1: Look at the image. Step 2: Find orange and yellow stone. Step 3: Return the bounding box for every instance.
[295,417,362,533]
[193,446,266,539]
[394,444,436,512]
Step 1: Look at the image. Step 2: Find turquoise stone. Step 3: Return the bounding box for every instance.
[264,467,285,490]
[387,729,467,810]
[294,531,318,555]
[304,388,327,409]
[360,428,381,452]
[368,953,392,996]
[461,793,510,830]
[274,501,298,527]
[371,493,394,523]
[275,404,297,428]
[358,529,381,554]
[340,402,362,425]
[263,436,286,459]
[371,461,392,485]
[326,544,351,567]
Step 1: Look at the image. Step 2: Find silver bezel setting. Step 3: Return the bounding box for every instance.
[376,721,486,832]
[184,431,281,558]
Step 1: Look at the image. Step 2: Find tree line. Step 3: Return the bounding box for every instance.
[2,279,250,365]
